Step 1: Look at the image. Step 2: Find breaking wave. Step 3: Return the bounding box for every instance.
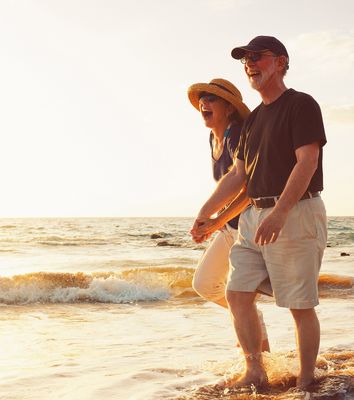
[0,268,352,305]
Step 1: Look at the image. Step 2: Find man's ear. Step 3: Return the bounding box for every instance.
[278,55,289,71]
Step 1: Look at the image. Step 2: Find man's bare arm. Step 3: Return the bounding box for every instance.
[191,187,249,243]
[255,142,320,245]
[197,158,246,219]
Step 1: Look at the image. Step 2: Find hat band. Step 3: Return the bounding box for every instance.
[209,82,235,96]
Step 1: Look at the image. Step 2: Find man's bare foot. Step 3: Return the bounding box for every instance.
[296,375,316,389]
[215,369,268,390]
[232,369,269,388]
[261,338,270,352]
[214,375,239,389]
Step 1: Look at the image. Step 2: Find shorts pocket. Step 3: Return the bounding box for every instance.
[280,201,317,241]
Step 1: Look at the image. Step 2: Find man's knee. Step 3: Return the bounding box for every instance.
[290,307,317,322]
[226,290,257,309]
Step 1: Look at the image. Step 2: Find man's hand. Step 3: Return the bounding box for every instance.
[254,142,320,245]
[190,217,224,243]
[190,217,215,243]
[255,208,288,245]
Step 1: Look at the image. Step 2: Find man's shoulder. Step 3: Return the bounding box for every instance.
[286,89,319,106]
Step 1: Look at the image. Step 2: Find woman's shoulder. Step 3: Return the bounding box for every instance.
[227,122,243,151]
[228,121,243,137]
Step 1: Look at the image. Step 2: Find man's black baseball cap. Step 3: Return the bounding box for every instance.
[231,36,289,60]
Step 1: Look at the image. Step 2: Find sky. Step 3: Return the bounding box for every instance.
[0,0,353,217]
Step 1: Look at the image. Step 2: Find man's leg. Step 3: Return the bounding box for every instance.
[261,198,327,387]
[290,308,320,388]
[193,227,271,350]
[226,290,268,386]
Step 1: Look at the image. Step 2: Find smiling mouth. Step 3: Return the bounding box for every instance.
[248,71,261,78]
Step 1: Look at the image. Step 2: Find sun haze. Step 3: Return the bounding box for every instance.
[0,0,353,217]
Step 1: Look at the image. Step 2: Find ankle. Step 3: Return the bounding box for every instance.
[244,352,262,361]
[244,352,266,371]
[297,372,315,387]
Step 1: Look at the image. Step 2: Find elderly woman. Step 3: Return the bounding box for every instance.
[188,78,269,352]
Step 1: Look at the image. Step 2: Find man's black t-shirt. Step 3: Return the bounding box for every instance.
[236,89,327,198]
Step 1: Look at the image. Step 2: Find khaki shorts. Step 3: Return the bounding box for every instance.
[227,197,327,309]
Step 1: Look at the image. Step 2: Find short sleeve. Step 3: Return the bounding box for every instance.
[235,127,246,161]
[291,94,327,150]
[227,123,242,160]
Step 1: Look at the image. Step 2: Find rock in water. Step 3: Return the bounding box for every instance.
[151,233,164,239]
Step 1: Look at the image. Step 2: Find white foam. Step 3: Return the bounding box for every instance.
[0,277,171,304]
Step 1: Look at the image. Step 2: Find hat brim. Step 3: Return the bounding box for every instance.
[187,83,250,121]
[231,45,268,59]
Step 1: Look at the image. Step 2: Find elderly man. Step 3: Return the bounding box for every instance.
[191,36,327,389]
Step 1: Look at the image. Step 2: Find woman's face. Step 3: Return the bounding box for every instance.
[198,93,235,129]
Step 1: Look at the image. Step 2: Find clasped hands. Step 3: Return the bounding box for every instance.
[190,216,223,244]
[190,208,288,245]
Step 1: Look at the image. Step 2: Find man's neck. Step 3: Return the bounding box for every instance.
[259,80,288,105]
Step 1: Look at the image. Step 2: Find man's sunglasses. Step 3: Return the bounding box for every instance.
[240,53,278,64]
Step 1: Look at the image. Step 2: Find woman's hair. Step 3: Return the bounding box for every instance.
[229,109,242,124]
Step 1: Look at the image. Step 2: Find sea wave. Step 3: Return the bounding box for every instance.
[0,268,352,305]
[35,235,112,246]
[0,272,170,305]
[328,217,354,246]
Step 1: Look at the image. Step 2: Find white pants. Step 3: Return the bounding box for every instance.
[192,224,268,340]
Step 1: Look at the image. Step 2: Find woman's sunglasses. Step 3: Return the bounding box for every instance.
[199,94,219,103]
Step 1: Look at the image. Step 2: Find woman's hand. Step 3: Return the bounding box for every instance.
[190,217,223,243]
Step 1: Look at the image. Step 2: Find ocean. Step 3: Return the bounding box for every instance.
[0,217,353,400]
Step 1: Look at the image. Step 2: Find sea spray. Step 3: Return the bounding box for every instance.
[188,351,354,399]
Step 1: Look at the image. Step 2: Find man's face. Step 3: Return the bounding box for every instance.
[242,51,279,91]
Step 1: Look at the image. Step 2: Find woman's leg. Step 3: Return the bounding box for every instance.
[192,228,232,307]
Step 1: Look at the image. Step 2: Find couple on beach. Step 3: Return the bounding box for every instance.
[188,35,327,389]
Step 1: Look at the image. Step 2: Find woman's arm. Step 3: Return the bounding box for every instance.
[191,186,249,243]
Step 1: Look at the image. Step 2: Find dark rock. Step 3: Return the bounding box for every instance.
[157,241,170,246]
[151,233,164,239]
[340,252,350,257]
[156,240,179,247]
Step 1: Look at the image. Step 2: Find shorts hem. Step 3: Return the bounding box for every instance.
[275,300,319,309]
[226,285,259,293]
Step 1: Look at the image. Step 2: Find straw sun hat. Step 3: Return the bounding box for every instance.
[187,78,250,120]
